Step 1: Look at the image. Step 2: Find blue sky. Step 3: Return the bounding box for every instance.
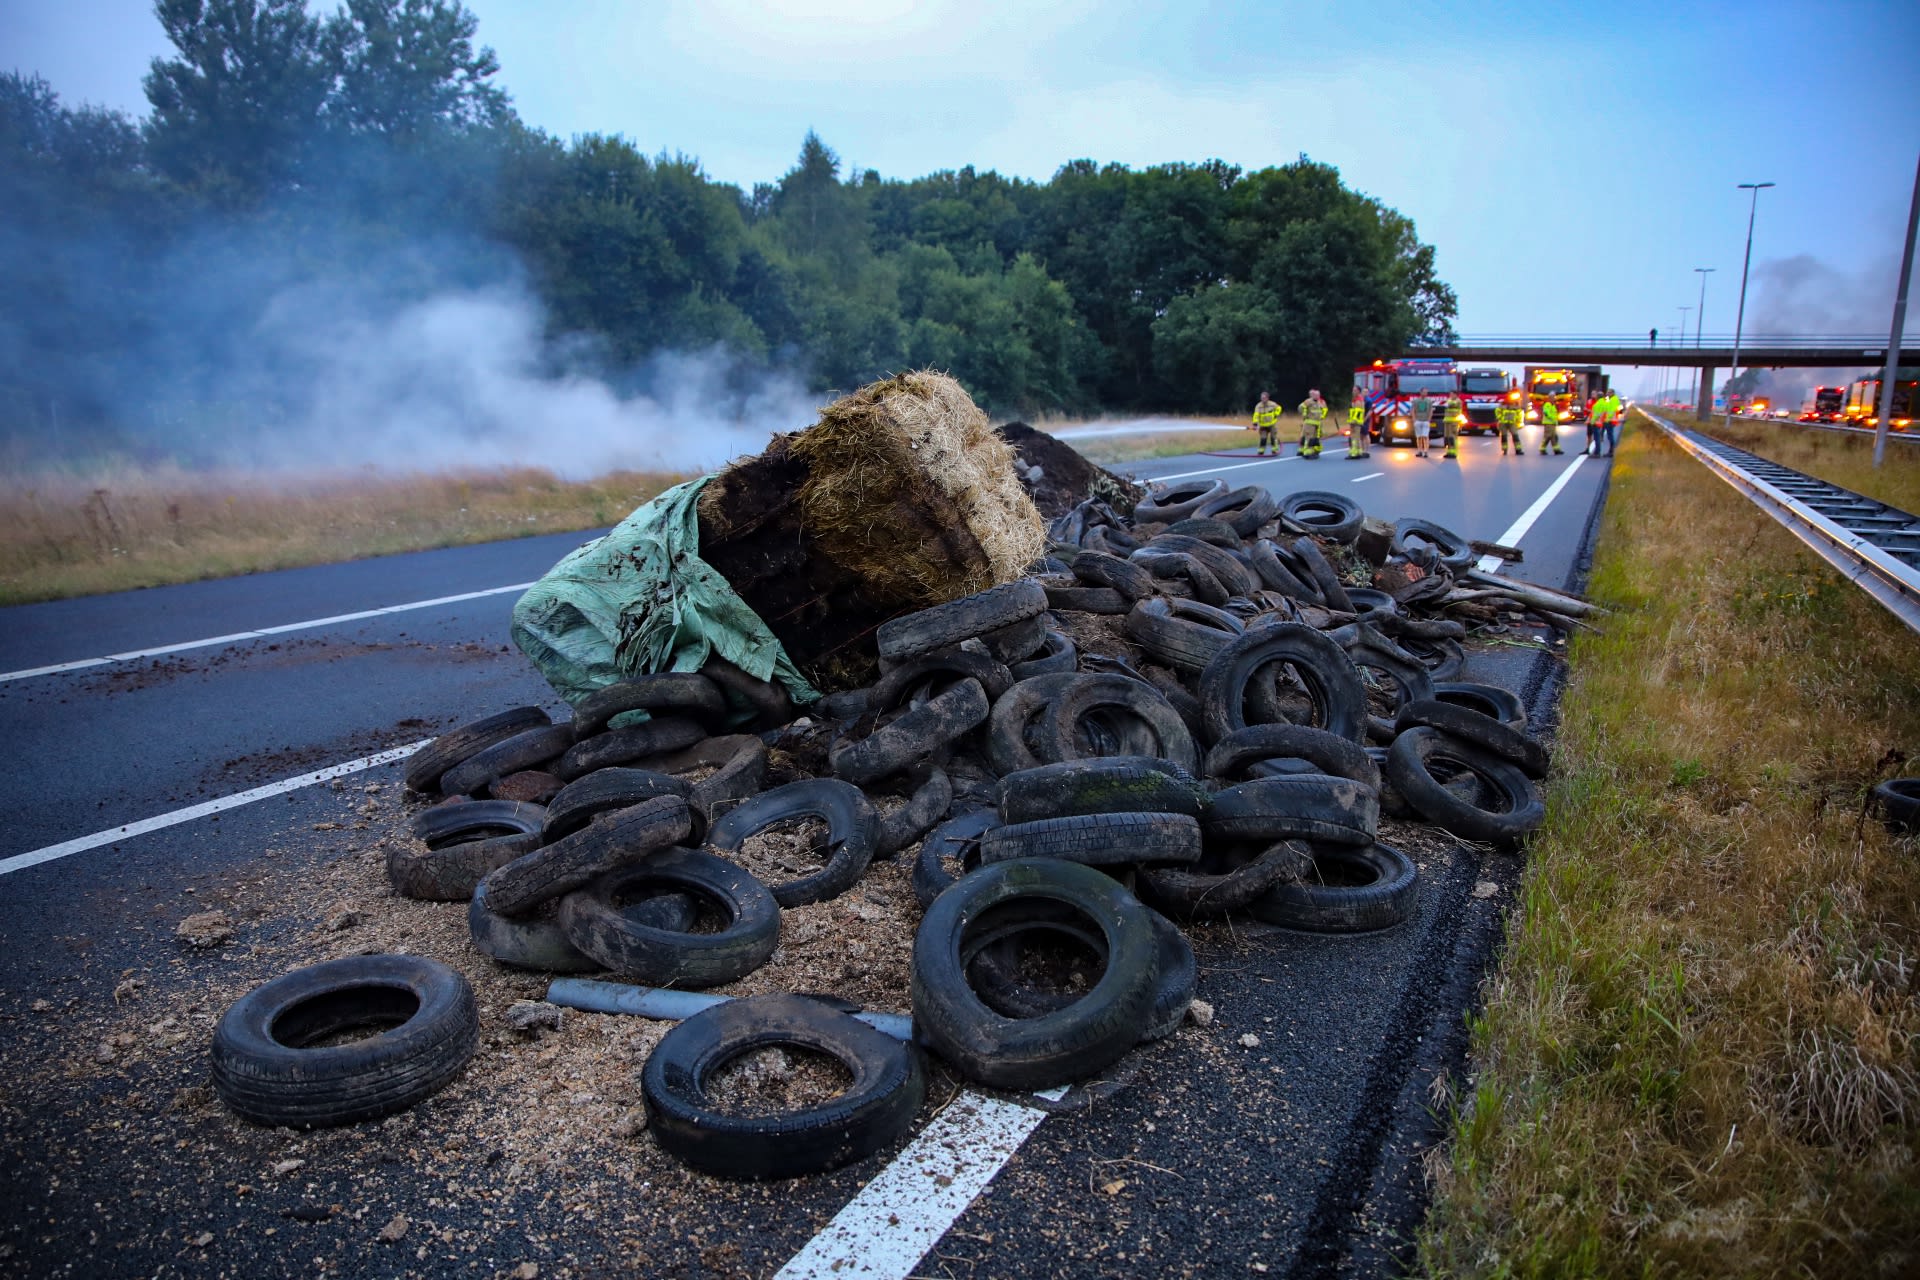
[8,0,1918,348]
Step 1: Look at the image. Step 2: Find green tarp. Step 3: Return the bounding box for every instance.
[510,476,820,709]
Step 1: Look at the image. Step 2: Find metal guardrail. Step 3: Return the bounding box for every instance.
[1640,408,1920,635]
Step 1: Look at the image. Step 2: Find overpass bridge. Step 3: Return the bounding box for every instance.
[1413,334,1916,414]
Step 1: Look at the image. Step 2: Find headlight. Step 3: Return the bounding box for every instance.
[1392,419,1409,431]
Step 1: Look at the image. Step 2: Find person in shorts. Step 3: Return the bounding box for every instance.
[1411,391,1433,457]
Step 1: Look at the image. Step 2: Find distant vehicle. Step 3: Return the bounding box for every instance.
[1524,365,1608,422]
[1458,366,1510,436]
[1748,397,1771,418]
[1799,386,1845,422]
[1844,378,1917,430]
[1352,357,1459,447]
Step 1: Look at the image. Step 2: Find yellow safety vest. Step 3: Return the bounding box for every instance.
[1252,403,1282,429]
[1299,399,1328,424]
[1496,405,1520,426]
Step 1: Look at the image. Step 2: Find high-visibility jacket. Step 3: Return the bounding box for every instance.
[1496,404,1522,427]
[1348,399,1366,425]
[1541,401,1560,425]
[1604,395,1623,422]
[1252,402,1282,430]
[1299,397,1329,424]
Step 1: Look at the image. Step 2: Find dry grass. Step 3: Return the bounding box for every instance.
[0,463,685,606]
[1420,410,1920,1278]
[1678,413,1920,514]
[1069,427,1267,465]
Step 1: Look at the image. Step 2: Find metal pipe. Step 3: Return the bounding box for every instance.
[1727,185,1774,425]
[1874,154,1920,468]
[545,977,917,1042]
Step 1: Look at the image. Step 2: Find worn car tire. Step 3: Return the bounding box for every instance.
[877,581,1049,661]
[830,679,990,786]
[211,955,477,1128]
[542,770,691,843]
[1148,534,1261,597]
[1395,699,1550,779]
[980,810,1203,867]
[965,907,1194,1041]
[556,717,708,782]
[1043,584,1131,614]
[389,801,545,901]
[1205,775,1379,847]
[706,778,878,907]
[1136,479,1228,524]
[1036,674,1199,772]
[1199,624,1367,744]
[1285,537,1353,612]
[1391,518,1476,573]
[1250,843,1418,933]
[913,809,998,909]
[440,724,575,797]
[1431,681,1526,729]
[875,766,954,858]
[1249,539,1318,601]
[1071,549,1156,600]
[404,707,550,793]
[483,795,692,916]
[1137,841,1307,919]
[642,993,925,1180]
[1194,484,1278,536]
[1870,778,1920,834]
[870,652,1011,712]
[1203,724,1380,790]
[1386,727,1545,842]
[559,847,780,988]
[912,858,1159,1089]
[999,757,1211,825]
[1279,491,1363,543]
[985,673,1084,777]
[467,875,598,972]
[1010,630,1077,680]
[1124,596,1246,673]
[572,674,728,740]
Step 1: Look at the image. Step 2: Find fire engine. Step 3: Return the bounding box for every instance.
[1524,365,1608,422]
[1458,367,1513,436]
[1798,386,1845,422]
[1351,357,1461,447]
[1844,378,1918,430]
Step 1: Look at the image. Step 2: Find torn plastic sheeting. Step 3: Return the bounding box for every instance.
[510,476,821,710]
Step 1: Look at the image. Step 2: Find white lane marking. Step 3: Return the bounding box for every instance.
[1145,455,1298,483]
[774,1088,1064,1280]
[1474,455,1590,573]
[0,741,428,878]
[0,584,535,684]
[1350,471,1386,483]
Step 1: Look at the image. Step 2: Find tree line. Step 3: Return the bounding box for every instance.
[0,0,1457,452]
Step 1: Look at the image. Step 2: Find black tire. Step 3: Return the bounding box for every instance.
[999,757,1211,824]
[1010,630,1077,680]
[404,707,550,793]
[706,778,878,907]
[985,673,1084,777]
[1343,587,1399,621]
[1137,841,1306,919]
[1199,624,1367,744]
[876,766,954,857]
[978,613,1050,664]
[699,655,796,732]
[687,736,771,831]
[1250,539,1318,601]
[1870,778,1920,834]
[1395,699,1550,779]
[572,674,728,740]
[1162,517,1243,547]
[870,652,1012,712]
[1130,551,1229,606]
[1124,596,1246,672]
[913,809,998,909]
[1071,550,1156,599]
[1401,634,1466,681]
[559,847,781,987]
[1249,843,1417,933]
[1136,479,1228,523]
[1391,518,1476,573]
[1044,584,1131,614]
[1279,491,1364,543]
[980,811,1203,867]
[1386,727,1545,842]
[1205,776,1380,846]
[390,801,545,902]
[965,906,1194,1041]
[1203,724,1381,789]
[1340,624,1435,740]
[1286,537,1353,612]
[1432,681,1527,729]
[556,717,708,781]
[1194,485,1278,536]
[642,993,925,1180]
[911,858,1160,1089]
[1036,675,1200,772]
[467,876,599,972]
[542,770,690,843]
[1148,534,1261,597]
[830,679,990,786]
[440,724,575,797]
[210,955,477,1128]
[483,795,693,916]
[877,581,1049,661]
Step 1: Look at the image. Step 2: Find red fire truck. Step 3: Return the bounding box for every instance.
[1458,366,1514,436]
[1798,386,1845,422]
[1352,357,1461,447]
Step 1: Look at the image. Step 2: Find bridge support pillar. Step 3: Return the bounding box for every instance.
[1696,366,1716,418]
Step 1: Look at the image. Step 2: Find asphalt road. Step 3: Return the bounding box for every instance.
[0,422,1613,1279]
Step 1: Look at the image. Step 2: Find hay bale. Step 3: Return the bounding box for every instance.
[696,372,1045,691]
[790,372,1044,601]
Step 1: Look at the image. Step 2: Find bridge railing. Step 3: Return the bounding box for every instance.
[1415,334,1905,351]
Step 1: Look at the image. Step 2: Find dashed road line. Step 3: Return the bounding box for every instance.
[0,583,535,684]
[0,741,428,877]
[1350,471,1386,483]
[1143,455,1297,483]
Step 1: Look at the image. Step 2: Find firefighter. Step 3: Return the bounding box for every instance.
[1251,391,1282,456]
[1441,390,1462,459]
[1298,388,1328,459]
[1598,390,1621,456]
[1346,385,1369,458]
[1539,398,1560,456]
[1495,395,1524,455]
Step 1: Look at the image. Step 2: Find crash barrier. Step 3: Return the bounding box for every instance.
[1641,410,1920,636]
[208,471,1615,1181]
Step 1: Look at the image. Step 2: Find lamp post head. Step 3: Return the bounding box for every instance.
[1738,182,1776,191]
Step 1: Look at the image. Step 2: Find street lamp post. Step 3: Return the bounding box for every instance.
[1727,183,1775,426]
[1693,267,1715,414]
[1676,305,1692,405]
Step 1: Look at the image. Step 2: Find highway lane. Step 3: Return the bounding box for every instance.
[0,431,1616,1277]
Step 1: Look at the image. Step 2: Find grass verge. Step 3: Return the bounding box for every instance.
[0,464,684,606]
[1068,426,1265,464]
[1419,412,1920,1277]
[1675,413,1920,513]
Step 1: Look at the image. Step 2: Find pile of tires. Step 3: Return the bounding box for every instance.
[218,478,1558,1167]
